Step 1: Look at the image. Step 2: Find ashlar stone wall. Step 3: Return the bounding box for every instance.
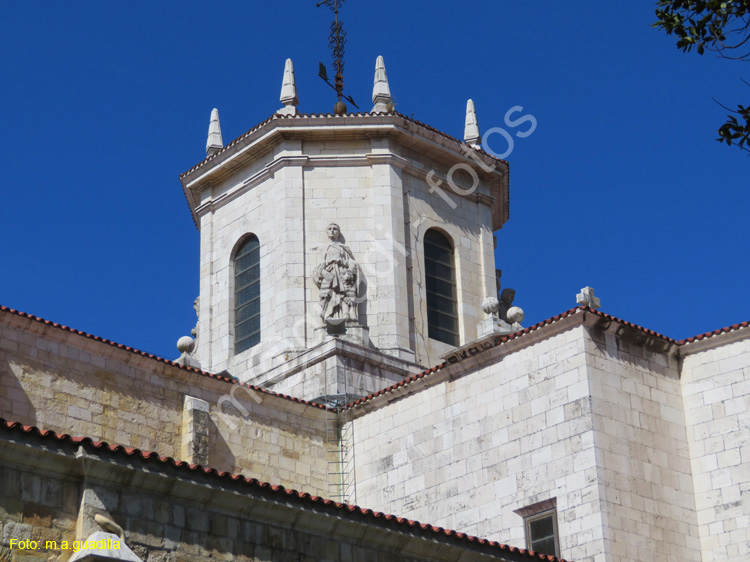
[0,311,329,496]
[681,331,750,562]
[0,433,538,562]
[584,327,701,562]
[197,139,305,380]
[401,146,497,368]
[351,324,608,562]
[192,121,504,385]
[351,318,713,562]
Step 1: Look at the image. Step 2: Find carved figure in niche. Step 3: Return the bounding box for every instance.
[497,288,515,323]
[313,223,360,324]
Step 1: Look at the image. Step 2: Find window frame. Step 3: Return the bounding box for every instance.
[423,228,459,346]
[233,234,261,355]
[524,508,560,557]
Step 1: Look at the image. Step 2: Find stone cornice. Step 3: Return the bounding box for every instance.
[180,113,509,230]
[244,337,421,391]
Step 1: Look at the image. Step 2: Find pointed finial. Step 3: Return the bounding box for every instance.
[372,55,392,113]
[278,58,299,116]
[206,108,223,155]
[464,99,481,148]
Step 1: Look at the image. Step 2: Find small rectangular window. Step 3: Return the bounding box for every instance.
[525,510,559,556]
[514,498,559,558]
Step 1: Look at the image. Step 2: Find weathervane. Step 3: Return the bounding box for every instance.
[317,0,358,114]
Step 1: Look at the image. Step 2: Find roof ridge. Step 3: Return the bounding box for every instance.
[4,302,747,413]
[0,418,566,562]
[582,307,678,343]
[179,111,509,180]
[678,320,750,344]
[344,307,584,409]
[344,306,750,410]
[584,308,750,345]
[0,305,326,410]
[390,110,509,165]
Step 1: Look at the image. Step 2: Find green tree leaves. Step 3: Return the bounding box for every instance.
[654,0,750,152]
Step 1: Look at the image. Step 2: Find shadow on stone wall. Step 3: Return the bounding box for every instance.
[0,358,38,426]
[0,334,187,453]
[208,416,235,473]
[588,324,680,381]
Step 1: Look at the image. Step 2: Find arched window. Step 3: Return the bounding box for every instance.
[234,235,260,354]
[424,229,459,346]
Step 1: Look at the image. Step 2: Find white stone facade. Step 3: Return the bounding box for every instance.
[174,108,750,561]
[681,332,750,561]
[3,302,748,561]
[347,312,750,562]
[352,323,607,561]
[181,114,508,394]
[3,97,748,562]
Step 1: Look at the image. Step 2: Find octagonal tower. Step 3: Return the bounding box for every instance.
[179,59,509,402]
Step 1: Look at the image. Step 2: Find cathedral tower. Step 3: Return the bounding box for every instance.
[179,58,509,401]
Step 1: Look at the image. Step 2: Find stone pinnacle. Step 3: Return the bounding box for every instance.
[206,108,223,156]
[278,58,299,116]
[371,55,392,113]
[464,99,481,149]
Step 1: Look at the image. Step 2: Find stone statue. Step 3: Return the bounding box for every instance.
[313,223,360,325]
[497,288,515,323]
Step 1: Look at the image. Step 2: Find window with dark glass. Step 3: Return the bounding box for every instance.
[525,510,559,557]
[234,235,260,354]
[424,229,459,346]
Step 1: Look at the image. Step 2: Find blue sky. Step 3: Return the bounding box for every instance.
[1,1,747,360]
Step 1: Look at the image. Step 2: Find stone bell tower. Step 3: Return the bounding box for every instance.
[179,56,509,402]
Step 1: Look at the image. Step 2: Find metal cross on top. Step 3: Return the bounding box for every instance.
[316,0,358,114]
[577,286,601,310]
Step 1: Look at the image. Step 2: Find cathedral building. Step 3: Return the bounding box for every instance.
[1,55,748,562]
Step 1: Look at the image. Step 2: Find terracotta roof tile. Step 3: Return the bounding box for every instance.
[3,302,747,413]
[346,307,584,409]
[0,418,567,562]
[679,320,750,344]
[582,308,748,345]
[579,307,678,343]
[344,306,749,409]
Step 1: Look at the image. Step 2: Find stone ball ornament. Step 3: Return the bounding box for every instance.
[334,100,348,115]
[506,306,525,324]
[177,336,196,354]
[481,297,500,316]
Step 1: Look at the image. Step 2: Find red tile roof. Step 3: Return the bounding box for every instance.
[3,302,748,415]
[346,307,584,409]
[0,418,566,562]
[582,307,678,344]
[344,306,750,409]
[583,307,749,345]
[0,305,326,410]
[679,320,750,344]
